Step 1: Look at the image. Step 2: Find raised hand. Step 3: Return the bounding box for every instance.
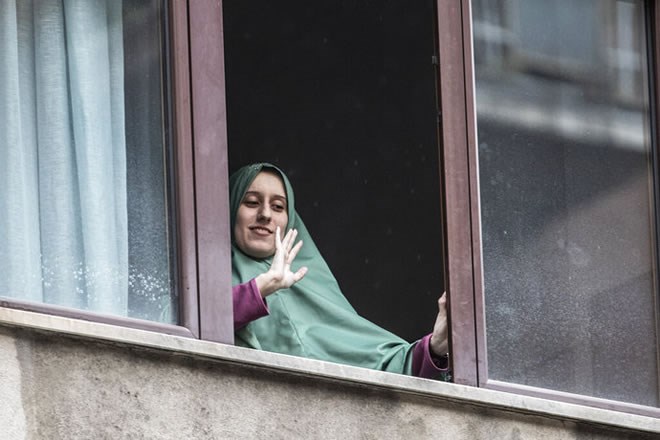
[255,227,308,297]
[430,292,449,356]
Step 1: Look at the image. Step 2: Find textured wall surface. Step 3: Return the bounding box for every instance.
[0,326,655,440]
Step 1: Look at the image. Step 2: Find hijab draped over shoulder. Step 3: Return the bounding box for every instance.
[230,163,415,375]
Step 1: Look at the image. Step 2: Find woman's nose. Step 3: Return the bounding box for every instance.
[257,205,271,221]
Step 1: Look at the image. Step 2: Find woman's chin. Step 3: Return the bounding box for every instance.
[243,246,275,259]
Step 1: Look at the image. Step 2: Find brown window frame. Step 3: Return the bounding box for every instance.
[187,0,234,344]
[0,0,235,345]
[437,0,660,417]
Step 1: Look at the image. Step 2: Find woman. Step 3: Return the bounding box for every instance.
[230,163,450,379]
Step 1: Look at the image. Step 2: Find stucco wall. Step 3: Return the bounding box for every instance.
[0,320,657,440]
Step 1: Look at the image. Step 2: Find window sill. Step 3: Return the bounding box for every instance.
[0,306,657,435]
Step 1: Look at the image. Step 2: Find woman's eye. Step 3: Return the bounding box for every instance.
[272,204,285,212]
[244,200,259,207]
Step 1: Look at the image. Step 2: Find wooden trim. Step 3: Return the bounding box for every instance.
[435,0,479,386]
[170,0,200,338]
[0,298,194,338]
[188,0,234,344]
[485,380,660,419]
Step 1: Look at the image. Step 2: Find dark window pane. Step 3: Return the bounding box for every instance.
[224,0,443,341]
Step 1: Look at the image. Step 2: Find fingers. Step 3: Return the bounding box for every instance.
[282,228,298,252]
[273,227,306,285]
[293,266,308,282]
[275,227,298,256]
[287,239,304,265]
[437,292,448,316]
[275,226,282,250]
[431,293,450,355]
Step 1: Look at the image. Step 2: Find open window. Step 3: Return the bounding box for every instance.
[5,0,658,419]
[223,0,446,341]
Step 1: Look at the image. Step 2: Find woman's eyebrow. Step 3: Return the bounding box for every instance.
[243,191,286,203]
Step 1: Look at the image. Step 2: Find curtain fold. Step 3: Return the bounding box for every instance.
[0,0,128,315]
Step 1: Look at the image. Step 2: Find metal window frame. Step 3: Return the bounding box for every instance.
[0,0,235,345]
[437,0,660,417]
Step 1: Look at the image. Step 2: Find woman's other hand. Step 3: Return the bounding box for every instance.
[256,227,308,297]
[430,292,449,356]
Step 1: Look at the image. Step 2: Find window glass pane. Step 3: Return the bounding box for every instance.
[473,0,658,406]
[0,0,176,324]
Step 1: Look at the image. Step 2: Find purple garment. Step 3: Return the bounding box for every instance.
[233,279,269,330]
[232,280,449,379]
[412,333,449,379]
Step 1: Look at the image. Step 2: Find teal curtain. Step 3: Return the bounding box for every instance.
[0,0,128,315]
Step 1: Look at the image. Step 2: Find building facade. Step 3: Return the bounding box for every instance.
[1,0,659,437]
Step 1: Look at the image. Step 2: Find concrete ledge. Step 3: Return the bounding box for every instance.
[0,306,658,435]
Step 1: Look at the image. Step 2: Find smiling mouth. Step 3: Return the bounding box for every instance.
[249,226,272,234]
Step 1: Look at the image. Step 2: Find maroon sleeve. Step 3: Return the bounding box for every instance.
[411,333,449,379]
[233,278,270,330]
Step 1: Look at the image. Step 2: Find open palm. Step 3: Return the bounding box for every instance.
[256,227,308,297]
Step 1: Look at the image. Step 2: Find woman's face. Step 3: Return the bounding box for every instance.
[234,171,289,259]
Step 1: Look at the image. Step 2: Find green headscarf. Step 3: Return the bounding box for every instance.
[230,163,415,375]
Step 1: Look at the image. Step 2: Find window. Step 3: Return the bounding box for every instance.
[0,1,233,342]
[223,0,445,341]
[475,0,657,408]
[0,0,175,322]
[225,0,660,414]
[4,0,658,419]
[439,0,660,416]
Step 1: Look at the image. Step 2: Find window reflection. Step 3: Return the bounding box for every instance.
[473,0,658,406]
